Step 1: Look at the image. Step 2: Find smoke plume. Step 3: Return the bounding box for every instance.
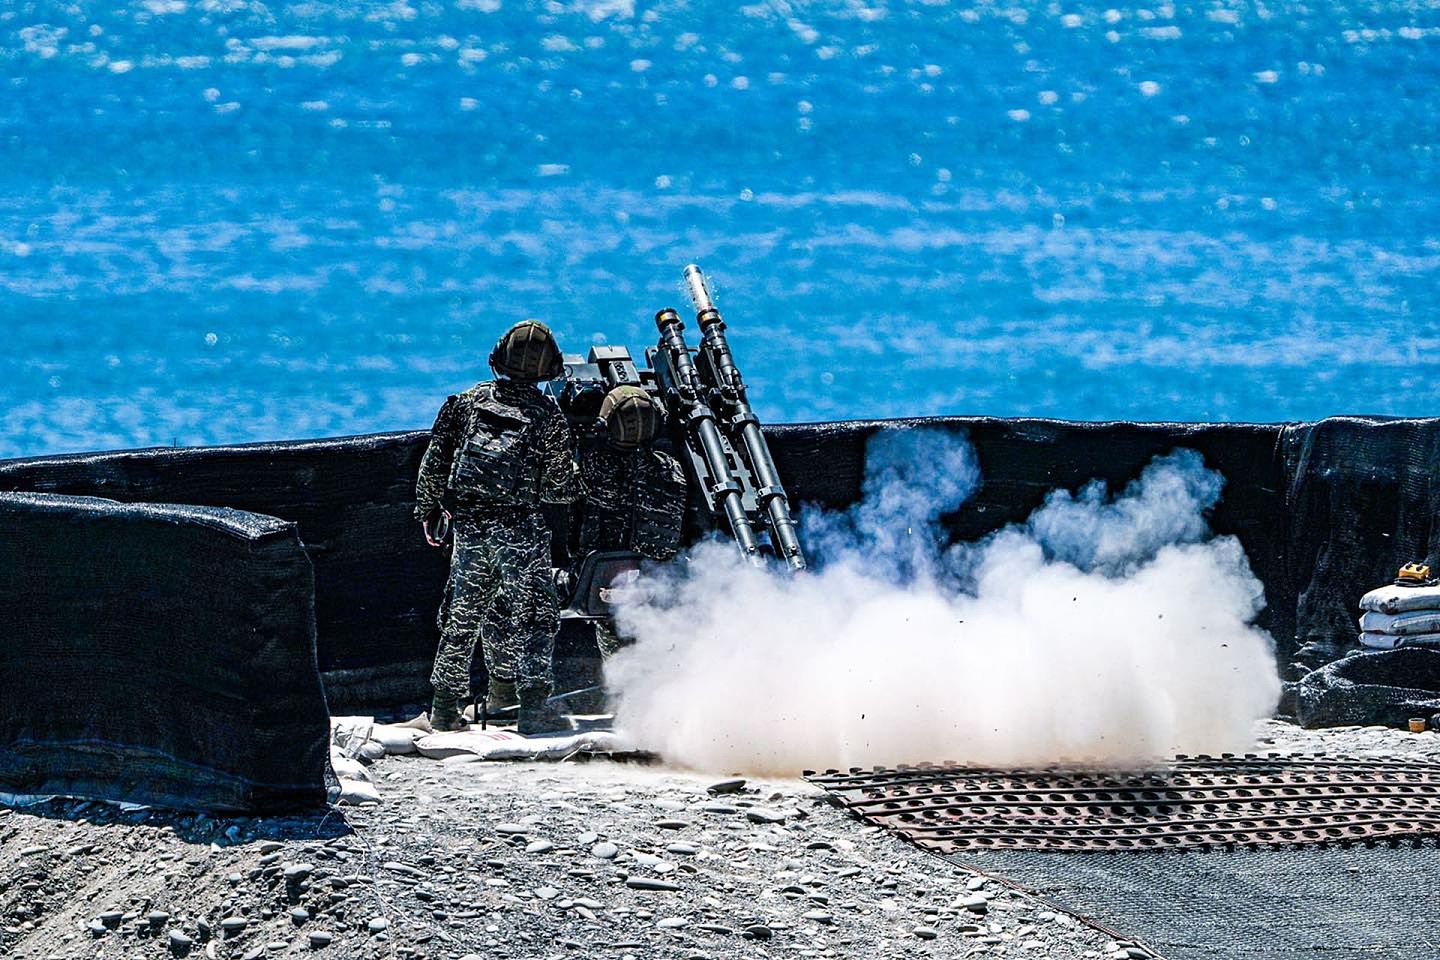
[604,429,1280,774]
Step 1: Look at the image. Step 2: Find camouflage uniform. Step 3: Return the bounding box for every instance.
[578,441,688,658]
[415,379,581,700]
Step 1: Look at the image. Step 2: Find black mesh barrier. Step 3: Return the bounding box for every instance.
[0,492,330,813]
[2,415,1434,713]
[952,844,1440,959]
[1297,648,1440,728]
[1278,417,1440,675]
[0,434,448,709]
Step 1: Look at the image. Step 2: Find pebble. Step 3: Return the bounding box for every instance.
[383,861,425,877]
[220,917,248,935]
[88,920,108,938]
[19,845,48,856]
[707,778,747,794]
[666,842,700,855]
[149,911,171,927]
[308,931,333,948]
[168,930,193,954]
[656,917,688,928]
[98,911,124,928]
[802,910,833,924]
[258,841,284,854]
[746,808,789,824]
[525,839,555,854]
[959,895,988,914]
[242,949,264,960]
[626,877,681,892]
[655,818,690,830]
[283,863,314,881]
[591,841,619,859]
[535,886,559,901]
[745,924,774,940]
[495,823,529,835]
[290,909,310,925]
[914,926,938,940]
[367,918,389,934]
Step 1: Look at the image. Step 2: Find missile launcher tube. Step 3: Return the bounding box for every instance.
[653,308,763,562]
[681,265,807,570]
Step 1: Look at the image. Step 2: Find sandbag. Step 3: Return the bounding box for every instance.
[1357,631,1440,650]
[414,729,631,761]
[1359,583,1440,616]
[0,492,330,812]
[1296,648,1440,728]
[1360,610,1440,636]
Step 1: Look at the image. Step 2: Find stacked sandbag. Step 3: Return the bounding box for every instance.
[326,716,430,804]
[1359,568,1440,650]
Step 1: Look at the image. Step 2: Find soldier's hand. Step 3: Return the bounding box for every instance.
[422,509,451,547]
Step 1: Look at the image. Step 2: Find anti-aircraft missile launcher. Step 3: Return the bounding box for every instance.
[543,264,806,620]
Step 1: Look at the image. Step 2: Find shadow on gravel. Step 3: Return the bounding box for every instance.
[7,796,354,846]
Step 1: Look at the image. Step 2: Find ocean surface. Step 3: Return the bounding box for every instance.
[2,1,1437,459]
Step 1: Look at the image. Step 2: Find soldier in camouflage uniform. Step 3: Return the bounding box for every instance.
[415,320,582,734]
[578,385,689,658]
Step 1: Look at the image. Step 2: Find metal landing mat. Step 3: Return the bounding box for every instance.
[808,756,1440,959]
[806,755,1440,853]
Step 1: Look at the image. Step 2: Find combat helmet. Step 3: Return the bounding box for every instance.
[599,385,664,449]
[489,320,565,381]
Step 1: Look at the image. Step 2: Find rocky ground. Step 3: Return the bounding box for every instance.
[4,719,1439,960]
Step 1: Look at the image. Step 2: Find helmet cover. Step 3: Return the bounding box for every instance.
[489,320,564,381]
[599,385,664,448]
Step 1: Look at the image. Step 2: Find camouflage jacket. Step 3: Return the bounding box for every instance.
[414,380,581,521]
[577,442,688,561]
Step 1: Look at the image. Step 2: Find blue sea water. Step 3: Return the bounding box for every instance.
[2,1,1437,459]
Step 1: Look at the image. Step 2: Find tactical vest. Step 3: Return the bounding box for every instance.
[579,446,687,560]
[448,397,542,508]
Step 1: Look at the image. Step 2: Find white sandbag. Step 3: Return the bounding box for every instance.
[415,729,633,762]
[1358,631,1440,650]
[1359,610,1440,636]
[330,754,381,804]
[330,716,376,759]
[370,723,424,755]
[1358,632,1405,650]
[1359,583,1440,615]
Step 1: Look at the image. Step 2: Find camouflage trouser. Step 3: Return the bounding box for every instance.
[595,620,630,660]
[431,513,558,700]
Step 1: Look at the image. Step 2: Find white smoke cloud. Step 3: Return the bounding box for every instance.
[604,429,1280,775]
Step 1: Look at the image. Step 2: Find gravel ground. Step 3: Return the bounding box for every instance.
[5,719,1439,960]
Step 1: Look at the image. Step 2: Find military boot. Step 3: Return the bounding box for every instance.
[486,676,519,714]
[429,695,468,733]
[517,684,574,737]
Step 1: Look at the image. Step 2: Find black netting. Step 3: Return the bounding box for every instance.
[1297,648,1440,728]
[0,492,330,813]
[2,415,1436,714]
[952,844,1440,959]
[1278,417,1440,676]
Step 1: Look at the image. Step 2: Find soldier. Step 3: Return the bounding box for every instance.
[415,320,582,734]
[579,385,689,658]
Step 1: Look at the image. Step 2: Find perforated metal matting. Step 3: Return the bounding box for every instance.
[806,754,1440,852]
